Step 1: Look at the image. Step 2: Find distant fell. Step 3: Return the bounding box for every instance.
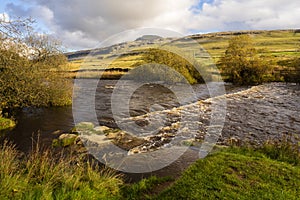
[135,35,163,41]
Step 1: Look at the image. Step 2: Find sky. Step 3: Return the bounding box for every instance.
[1,0,300,51]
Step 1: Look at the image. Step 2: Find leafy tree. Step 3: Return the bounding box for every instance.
[0,16,72,114]
[219,35,270,85]
[129,48,208,84]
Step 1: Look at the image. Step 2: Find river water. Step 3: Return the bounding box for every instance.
[2,80,299,181]
[4,79,239,151]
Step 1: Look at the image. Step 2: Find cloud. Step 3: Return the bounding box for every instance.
[5,0,197,49]
[3,0,300,50]
[0,12,10,21]
[191,0,300,31]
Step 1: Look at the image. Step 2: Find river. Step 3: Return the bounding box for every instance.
[2,80,299,181]
[4,79,240,151]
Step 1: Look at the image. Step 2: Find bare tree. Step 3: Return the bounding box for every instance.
[0,14,34,41]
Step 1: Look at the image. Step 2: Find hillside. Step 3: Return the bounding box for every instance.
[65,29,300,79]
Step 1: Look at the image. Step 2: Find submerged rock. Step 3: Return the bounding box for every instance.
[52,133,78,147]
[54,123,148,153]
[74,122,95,131]
[106,130,146,151]
[94,126,110,133]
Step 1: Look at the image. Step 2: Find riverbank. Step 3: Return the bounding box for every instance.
[0,141,123,199]
[1,140,299,199]
[132,143,300,199]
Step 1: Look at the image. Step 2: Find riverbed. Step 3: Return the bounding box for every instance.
[3,79,242,152]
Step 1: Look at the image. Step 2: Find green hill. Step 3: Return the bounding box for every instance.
[65,29,300,80]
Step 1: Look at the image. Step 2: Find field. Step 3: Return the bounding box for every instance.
[65,30,300,79]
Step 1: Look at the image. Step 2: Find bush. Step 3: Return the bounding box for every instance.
[0,47,72,112]
[291,57,300,84]
[129,48,208,84]
[219,35,271,85]
[0,18,72,113]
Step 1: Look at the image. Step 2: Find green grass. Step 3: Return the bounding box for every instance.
[121,138,300,200]
[154,146,300,199]
[0,141,123,199]
[1,137,300,199]
[195,30,300,64]
[121,176,174,200]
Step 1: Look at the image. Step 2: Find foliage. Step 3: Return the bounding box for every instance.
[0,17,72,113]
[294,58,300,84]
[219,35,271,85]
[0,141,123,199]
[282,50,300,83]
[257,135,300,165]
[129,48,208,84]
[0,47,72,112]
[291,48,300,83]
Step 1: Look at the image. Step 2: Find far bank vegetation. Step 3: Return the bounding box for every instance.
[128,48,210,84]
[219,35,271,85]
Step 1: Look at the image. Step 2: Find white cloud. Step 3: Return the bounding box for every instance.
[191,0,300,31]
[0,12,10,21]
[3,0,300,50]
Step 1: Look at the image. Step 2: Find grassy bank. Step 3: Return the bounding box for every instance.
[122,141,300,199]
[155,148,300,199]
[0,141,123,199]
[1,139,299,199]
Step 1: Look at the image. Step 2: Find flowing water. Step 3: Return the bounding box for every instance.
[2,80,299,181]
[4,79,238,151]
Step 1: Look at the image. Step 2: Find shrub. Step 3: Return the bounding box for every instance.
[0,47,72,112]
[0,17,72,114]
[219,35,271,85]
[291,57,300,84]
[129,48,208,84]
[0,116,15,131]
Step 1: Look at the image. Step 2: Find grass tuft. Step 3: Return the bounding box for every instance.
[0,141,123,199]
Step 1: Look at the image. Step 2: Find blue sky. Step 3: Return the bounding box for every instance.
[1,0,300,50]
